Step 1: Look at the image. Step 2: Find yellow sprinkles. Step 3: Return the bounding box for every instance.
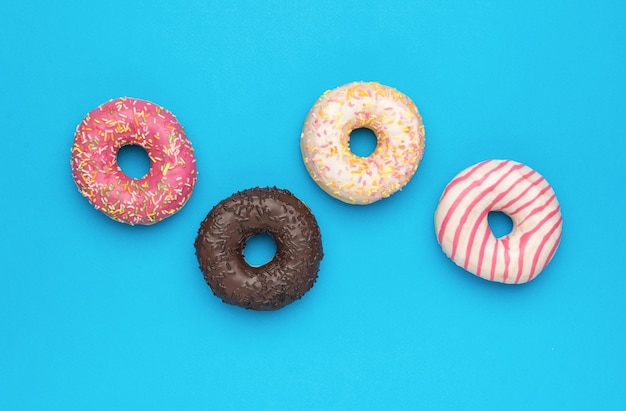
[70,97,198,225]
[300,82,425,204]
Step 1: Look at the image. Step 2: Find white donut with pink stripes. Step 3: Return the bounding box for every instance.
[434,160,562,284]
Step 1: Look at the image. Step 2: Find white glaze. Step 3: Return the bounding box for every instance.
[300,82,425,204]
[435,160,563,284]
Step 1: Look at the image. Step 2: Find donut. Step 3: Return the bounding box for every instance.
[194,187,323,311]
[434,160,563,284]
[300,81,425,204]
[70,97,197,225]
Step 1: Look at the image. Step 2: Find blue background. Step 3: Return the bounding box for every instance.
[1,1,625,409]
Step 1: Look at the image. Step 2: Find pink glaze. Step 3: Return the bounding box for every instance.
[434,160,562,284]
[70,97,197,225]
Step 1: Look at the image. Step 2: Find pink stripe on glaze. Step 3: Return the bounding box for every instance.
[437,160,511,244]
[535,226,563,281]
[508,185,553,216]
[498,174,546,211]
[462,168,536,270]
[475,223,491,276]
[502,237,511,283]
[434,160,562,284]
[516,194,556,227]
[528,215,563,279]
[514,206,562,283]
[450,162,525,260]
[490,240,499,281]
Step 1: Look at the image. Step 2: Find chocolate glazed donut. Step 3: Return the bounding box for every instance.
[194,187,323,311]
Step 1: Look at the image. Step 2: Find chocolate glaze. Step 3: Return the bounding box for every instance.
[194,187,323,311]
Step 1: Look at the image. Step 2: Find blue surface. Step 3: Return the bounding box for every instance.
[1,1,625,409]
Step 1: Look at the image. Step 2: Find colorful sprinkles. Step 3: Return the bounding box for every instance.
[70,97,197,225]
[300,82,425,204]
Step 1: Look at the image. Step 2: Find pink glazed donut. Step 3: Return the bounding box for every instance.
[434,160,562,284]
[300,82,425,204]
[70,97,197,225]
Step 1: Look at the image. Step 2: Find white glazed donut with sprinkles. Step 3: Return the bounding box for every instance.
[70,97,197,225]
[434,160,563,284]
[300,82,425,204]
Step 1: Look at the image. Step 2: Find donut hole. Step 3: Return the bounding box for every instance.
[349,128,378,157]
[488,211,514,238]
[243,232,277,267]
[117,144,151,179]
